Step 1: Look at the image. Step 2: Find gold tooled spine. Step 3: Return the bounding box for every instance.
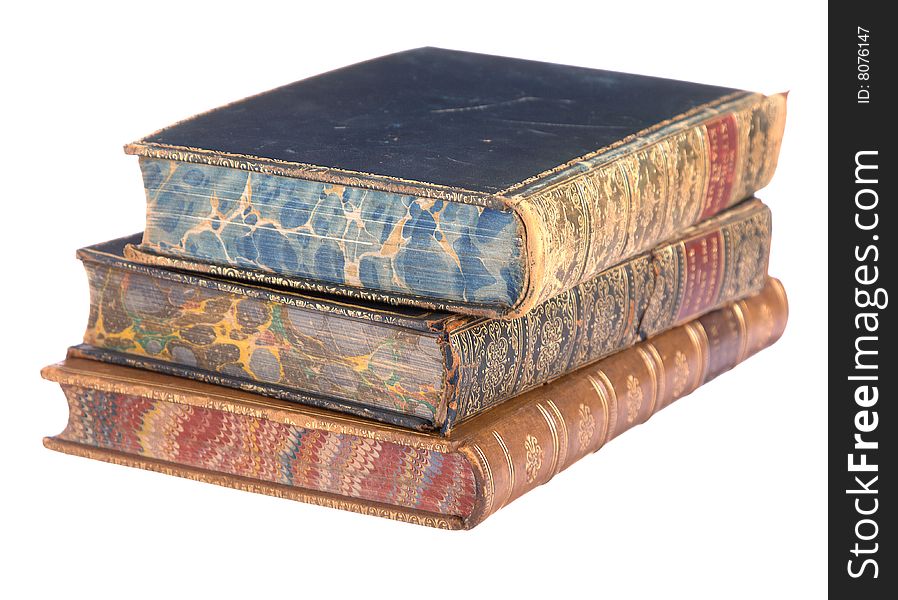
[511,93,787,319]
[459,278,788,528]
[450,200,772,424]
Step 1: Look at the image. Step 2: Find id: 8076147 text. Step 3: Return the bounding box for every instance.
[857,27,871,104]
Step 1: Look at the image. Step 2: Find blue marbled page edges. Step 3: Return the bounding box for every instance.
[140,158,525,306]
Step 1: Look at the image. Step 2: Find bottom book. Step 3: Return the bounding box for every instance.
[41,279,788,530]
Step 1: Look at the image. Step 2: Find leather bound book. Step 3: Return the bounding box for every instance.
[124,47,786,318]
[73,200,772,432]
[43,279,788,529]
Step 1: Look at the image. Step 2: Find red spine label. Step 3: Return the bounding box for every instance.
[677,230,725,321]
[700,114,739,219]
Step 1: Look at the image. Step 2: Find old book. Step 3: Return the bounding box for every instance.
[125,47,786,318]
[74,200,771,432]
[43,279,788,529]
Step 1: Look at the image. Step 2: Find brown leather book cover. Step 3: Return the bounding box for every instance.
[42,279,788,529]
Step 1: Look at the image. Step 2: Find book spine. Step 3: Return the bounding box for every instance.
[457,278,788,528]
[448,200,772,427]
[512,93,786,316]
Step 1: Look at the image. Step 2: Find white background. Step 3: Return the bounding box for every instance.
[1,1,826,598]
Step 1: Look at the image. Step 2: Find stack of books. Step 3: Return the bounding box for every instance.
[42,48,788,529]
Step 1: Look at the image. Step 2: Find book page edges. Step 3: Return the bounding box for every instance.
[40,360,454,453]
[43,438,463,530]
[123,243,509,320]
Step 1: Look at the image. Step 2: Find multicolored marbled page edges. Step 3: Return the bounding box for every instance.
[58,384,477,517]
[83,262,446,420]
[140,158,525,306]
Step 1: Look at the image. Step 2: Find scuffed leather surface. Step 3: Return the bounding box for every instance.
[141,47,738,192]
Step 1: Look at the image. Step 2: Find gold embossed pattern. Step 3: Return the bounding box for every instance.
[450,201,773,423]
[511,94,786,316]
[524,435,543,484]
[456,278,788,527]
[577,404,596,452]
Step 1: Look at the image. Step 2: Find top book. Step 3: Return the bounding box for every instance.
[126,47,786,318]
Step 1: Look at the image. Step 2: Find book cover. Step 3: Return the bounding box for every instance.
[76,200,772,431]
[43,279,788,529]
[125,47,786,318]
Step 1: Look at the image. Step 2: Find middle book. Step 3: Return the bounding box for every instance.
[73,199,770,433]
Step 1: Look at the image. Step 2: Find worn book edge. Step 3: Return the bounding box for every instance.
[86,235,458,333]
[512,93,786,315]
[123,92,753,205]
[66,344,435,431]
[124,243,520,318]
